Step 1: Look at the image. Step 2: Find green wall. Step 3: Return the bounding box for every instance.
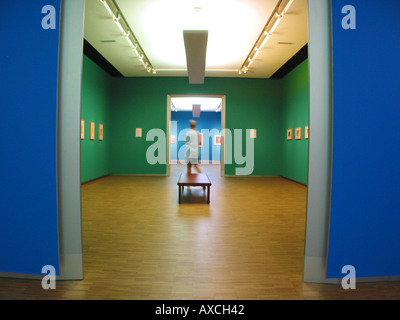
[280,59,309,184]
[110,77,283,175]
[81,55,112,183]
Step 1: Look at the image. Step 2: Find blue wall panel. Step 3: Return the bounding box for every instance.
[0,1,61,274]
[327,0,400,278]
[171,111,221,161]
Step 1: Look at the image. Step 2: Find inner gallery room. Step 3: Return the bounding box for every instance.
[0,0,399,301]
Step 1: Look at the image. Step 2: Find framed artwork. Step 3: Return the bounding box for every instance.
[99,124,104,141]
[295,127,302,140]
[250,129,257,139]
[287,129,293,140]
[199,133,204,147]
[170,135,176,144]
[81,120,85,140]
[214,135,222,146]
[305,125,309,139]
[90,122,95,140]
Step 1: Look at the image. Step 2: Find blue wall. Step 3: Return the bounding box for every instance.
[171,111,221,161]
[327,0,400,278]
[0,1,61,274]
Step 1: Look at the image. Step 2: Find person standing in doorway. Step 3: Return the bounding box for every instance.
[185,120,202,174]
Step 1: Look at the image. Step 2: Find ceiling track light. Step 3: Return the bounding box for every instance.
[99,0,156,75]
[126,37,135,49]
[112,12,120,22]
[282,0,295,14]
[269,14,283,34]
[252,48,261,60]
[238,0,294,75]
[99,0,113,16]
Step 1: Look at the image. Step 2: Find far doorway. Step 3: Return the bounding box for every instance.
[167,94,226,177]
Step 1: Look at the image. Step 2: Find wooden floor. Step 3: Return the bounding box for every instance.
[1,164,400,300]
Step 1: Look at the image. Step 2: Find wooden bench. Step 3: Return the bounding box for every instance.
[177,173,212,204]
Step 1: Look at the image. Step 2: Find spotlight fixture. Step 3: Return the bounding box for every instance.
[238,0,294,75]
[99,0,113,16]
[99,0,156,74]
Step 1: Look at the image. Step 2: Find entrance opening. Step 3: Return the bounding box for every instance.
[167,94,226,178]
[78,0,312,299]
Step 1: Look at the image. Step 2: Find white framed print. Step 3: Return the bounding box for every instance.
[81,120,85,140]
[287,129,293,140]
[90,122,95,140]
[214,135,222,146]
[99,124,104,141]
[199,133,204,147]
[295,127,302,140]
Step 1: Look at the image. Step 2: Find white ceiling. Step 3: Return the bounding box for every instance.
[171,97,222,112]
[84,0,308,78]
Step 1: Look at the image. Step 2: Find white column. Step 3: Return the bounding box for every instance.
[56,0,85,280]
[303,0,338,284]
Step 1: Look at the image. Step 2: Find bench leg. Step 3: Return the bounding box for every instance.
[207,186,210,204]
[179,185,182,204]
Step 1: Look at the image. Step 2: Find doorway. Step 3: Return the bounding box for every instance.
[166,94,226,177]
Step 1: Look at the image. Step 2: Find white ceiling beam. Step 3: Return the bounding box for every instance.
[183,30,208,84]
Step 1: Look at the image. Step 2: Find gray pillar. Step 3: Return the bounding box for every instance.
[56,0,85,280]
[303,0,338,284]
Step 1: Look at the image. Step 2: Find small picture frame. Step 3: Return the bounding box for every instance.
[99,124,104,141]
[250,129,257,139]
[214,135,222,146]
[305,125,309,139]
[136,128,142,138]
[287,129,293,140]
[90,122,95,140]
[295,127,302,140]
[199,133,204,147]
[81,120,85,140]
[170,135,176,144]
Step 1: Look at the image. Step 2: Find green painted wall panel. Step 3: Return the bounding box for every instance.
[81,55,112,183]
[110,77,284,175]
[280,60,309,184]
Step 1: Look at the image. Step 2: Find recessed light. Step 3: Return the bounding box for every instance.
[194,7,202,13]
